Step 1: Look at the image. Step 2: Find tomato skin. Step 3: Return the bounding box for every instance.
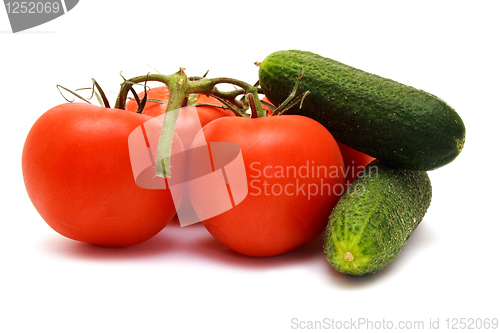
[190,115,345,257]
[337,142,375,186]
[22,103,182,247]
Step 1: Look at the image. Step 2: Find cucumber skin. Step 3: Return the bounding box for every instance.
[259,50,466,171]
[323,160,432,276]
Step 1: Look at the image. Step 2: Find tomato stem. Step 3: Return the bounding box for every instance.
[204,77,265,118]
[155,68,188,177]
[248,93,258,118]
[128,86,146,113]
[114,70,266,177]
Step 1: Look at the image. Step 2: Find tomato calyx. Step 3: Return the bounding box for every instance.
[246,67,310,118]
[56,78,111,108]
[127,84,149,114]
[248,93,260,118]
[265,68,310,116]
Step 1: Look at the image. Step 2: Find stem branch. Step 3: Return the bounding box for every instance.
[113,70,266,177]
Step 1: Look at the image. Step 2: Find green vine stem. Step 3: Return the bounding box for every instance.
[59,68,305,178]
[114,69,265,178]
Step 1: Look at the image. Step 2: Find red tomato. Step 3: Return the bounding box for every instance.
[189,115,345,257]
[22,103,183,247]
[337,142,375,186]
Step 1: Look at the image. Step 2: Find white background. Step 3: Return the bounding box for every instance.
[1,1,499,332]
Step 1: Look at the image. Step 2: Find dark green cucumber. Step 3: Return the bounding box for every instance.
[323,160,432,276]
[259,50,466,171]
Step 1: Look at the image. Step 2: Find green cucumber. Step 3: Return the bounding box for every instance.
[323,160,432,276]
[258,50,465,171]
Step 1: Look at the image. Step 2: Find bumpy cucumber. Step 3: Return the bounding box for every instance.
[259,50,465,171]
[323,160,432,276]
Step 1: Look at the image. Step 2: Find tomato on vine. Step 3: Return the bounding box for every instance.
[188,96,345,257]
[23,67,332,254]
[22,103,184,247]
